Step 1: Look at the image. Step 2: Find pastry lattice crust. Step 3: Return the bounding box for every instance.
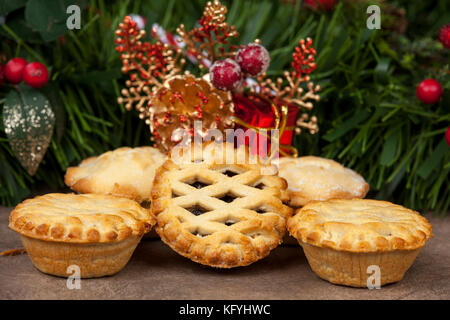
[9,193,155,243]
[151,142,292,268]
[278,156,369,207]
[65,146,166,203]
[288,199,432,253]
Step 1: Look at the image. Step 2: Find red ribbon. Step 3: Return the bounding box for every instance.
[232,93,299,157]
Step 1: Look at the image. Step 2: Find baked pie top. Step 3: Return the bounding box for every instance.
[151,142,292,268]
[287,199,432,253]
[278,156,369,207]
[9,193,155,243]
[65,146,166,203]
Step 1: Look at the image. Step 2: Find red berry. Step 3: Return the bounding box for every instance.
[4,57,27,84]
[416,79,442,104]
[446,127,450,147]
[209,58,243,91]
[0,64,5,85]
[23,62,49,88]
[438,23,450,49]
[304,0,336,11]
[236,43,270,76]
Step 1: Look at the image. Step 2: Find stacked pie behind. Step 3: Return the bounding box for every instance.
[151,142,292,268]
[278,156,369,207]
[65,146,166,204]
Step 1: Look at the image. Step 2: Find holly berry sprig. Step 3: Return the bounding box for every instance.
[1,57,49,88]
[416,79,442,105]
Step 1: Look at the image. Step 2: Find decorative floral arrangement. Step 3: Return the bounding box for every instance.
[114,0,320,156]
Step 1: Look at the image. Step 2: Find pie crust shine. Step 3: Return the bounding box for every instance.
[9,193,155,243]
[151,142,292,268]
[288,199,432,253]
[65,146,166,203]
[278,156,369,207]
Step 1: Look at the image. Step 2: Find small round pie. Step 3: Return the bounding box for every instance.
[65,146,167,203]
[288,199,433,287]
[9,193,155,278]
[151,142,292,268]
[278,156,369,207]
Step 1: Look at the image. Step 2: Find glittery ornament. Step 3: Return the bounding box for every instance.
[236,43,270,76]
[209,58,243,91]
[2,86,55,175]
[149,74,234,152]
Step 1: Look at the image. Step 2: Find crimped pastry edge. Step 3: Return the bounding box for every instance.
[151,142,292,268]
[9,193,155,243]
[287,199,433,253]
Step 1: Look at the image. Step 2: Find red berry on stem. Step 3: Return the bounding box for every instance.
[416,79,442,104]
[446,127,450,146]
[23,62,49,88]
[438,23,450,49]
[209,58,243,91]
[236,43,270,76]
[4,57,27,84]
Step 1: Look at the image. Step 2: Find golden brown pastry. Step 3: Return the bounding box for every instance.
[287,199,433,287]
[65,146,166,203]
[278,156,369,207]
[9,193,155,278]
[151,142,292,268]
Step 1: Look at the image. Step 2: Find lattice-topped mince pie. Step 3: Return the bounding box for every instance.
[151,142,292,268]
[288,199,433,287]
[65,146,166,203]
[9,193,155,278]
[278,156,369,207]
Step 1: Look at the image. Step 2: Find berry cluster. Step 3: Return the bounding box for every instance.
[209,42,270,91]
[0,58,49,88]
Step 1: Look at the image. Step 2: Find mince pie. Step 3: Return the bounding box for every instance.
[278,156,369,207]
[151,142,292,268]
[65,146,166,203]
[9,193,155,278]
[287,199,433,287]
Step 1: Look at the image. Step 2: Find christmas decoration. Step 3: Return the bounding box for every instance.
[304,0,336,11]
[175,0,238,70]
[149,74,233,151]
[0,64,5,85]
[129,14,147,30]
[3,85,55,176]
[209,58,243,91]
[438,23,450,49]
[236,43,270,76]
[23,62,49,88]
[115,12,235,152]
[233,38,320,156]
[446,127,450,147]
[115,0,320,157]
[1,0,448,214]
[4,58,27,84]
[416,79,442,104]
